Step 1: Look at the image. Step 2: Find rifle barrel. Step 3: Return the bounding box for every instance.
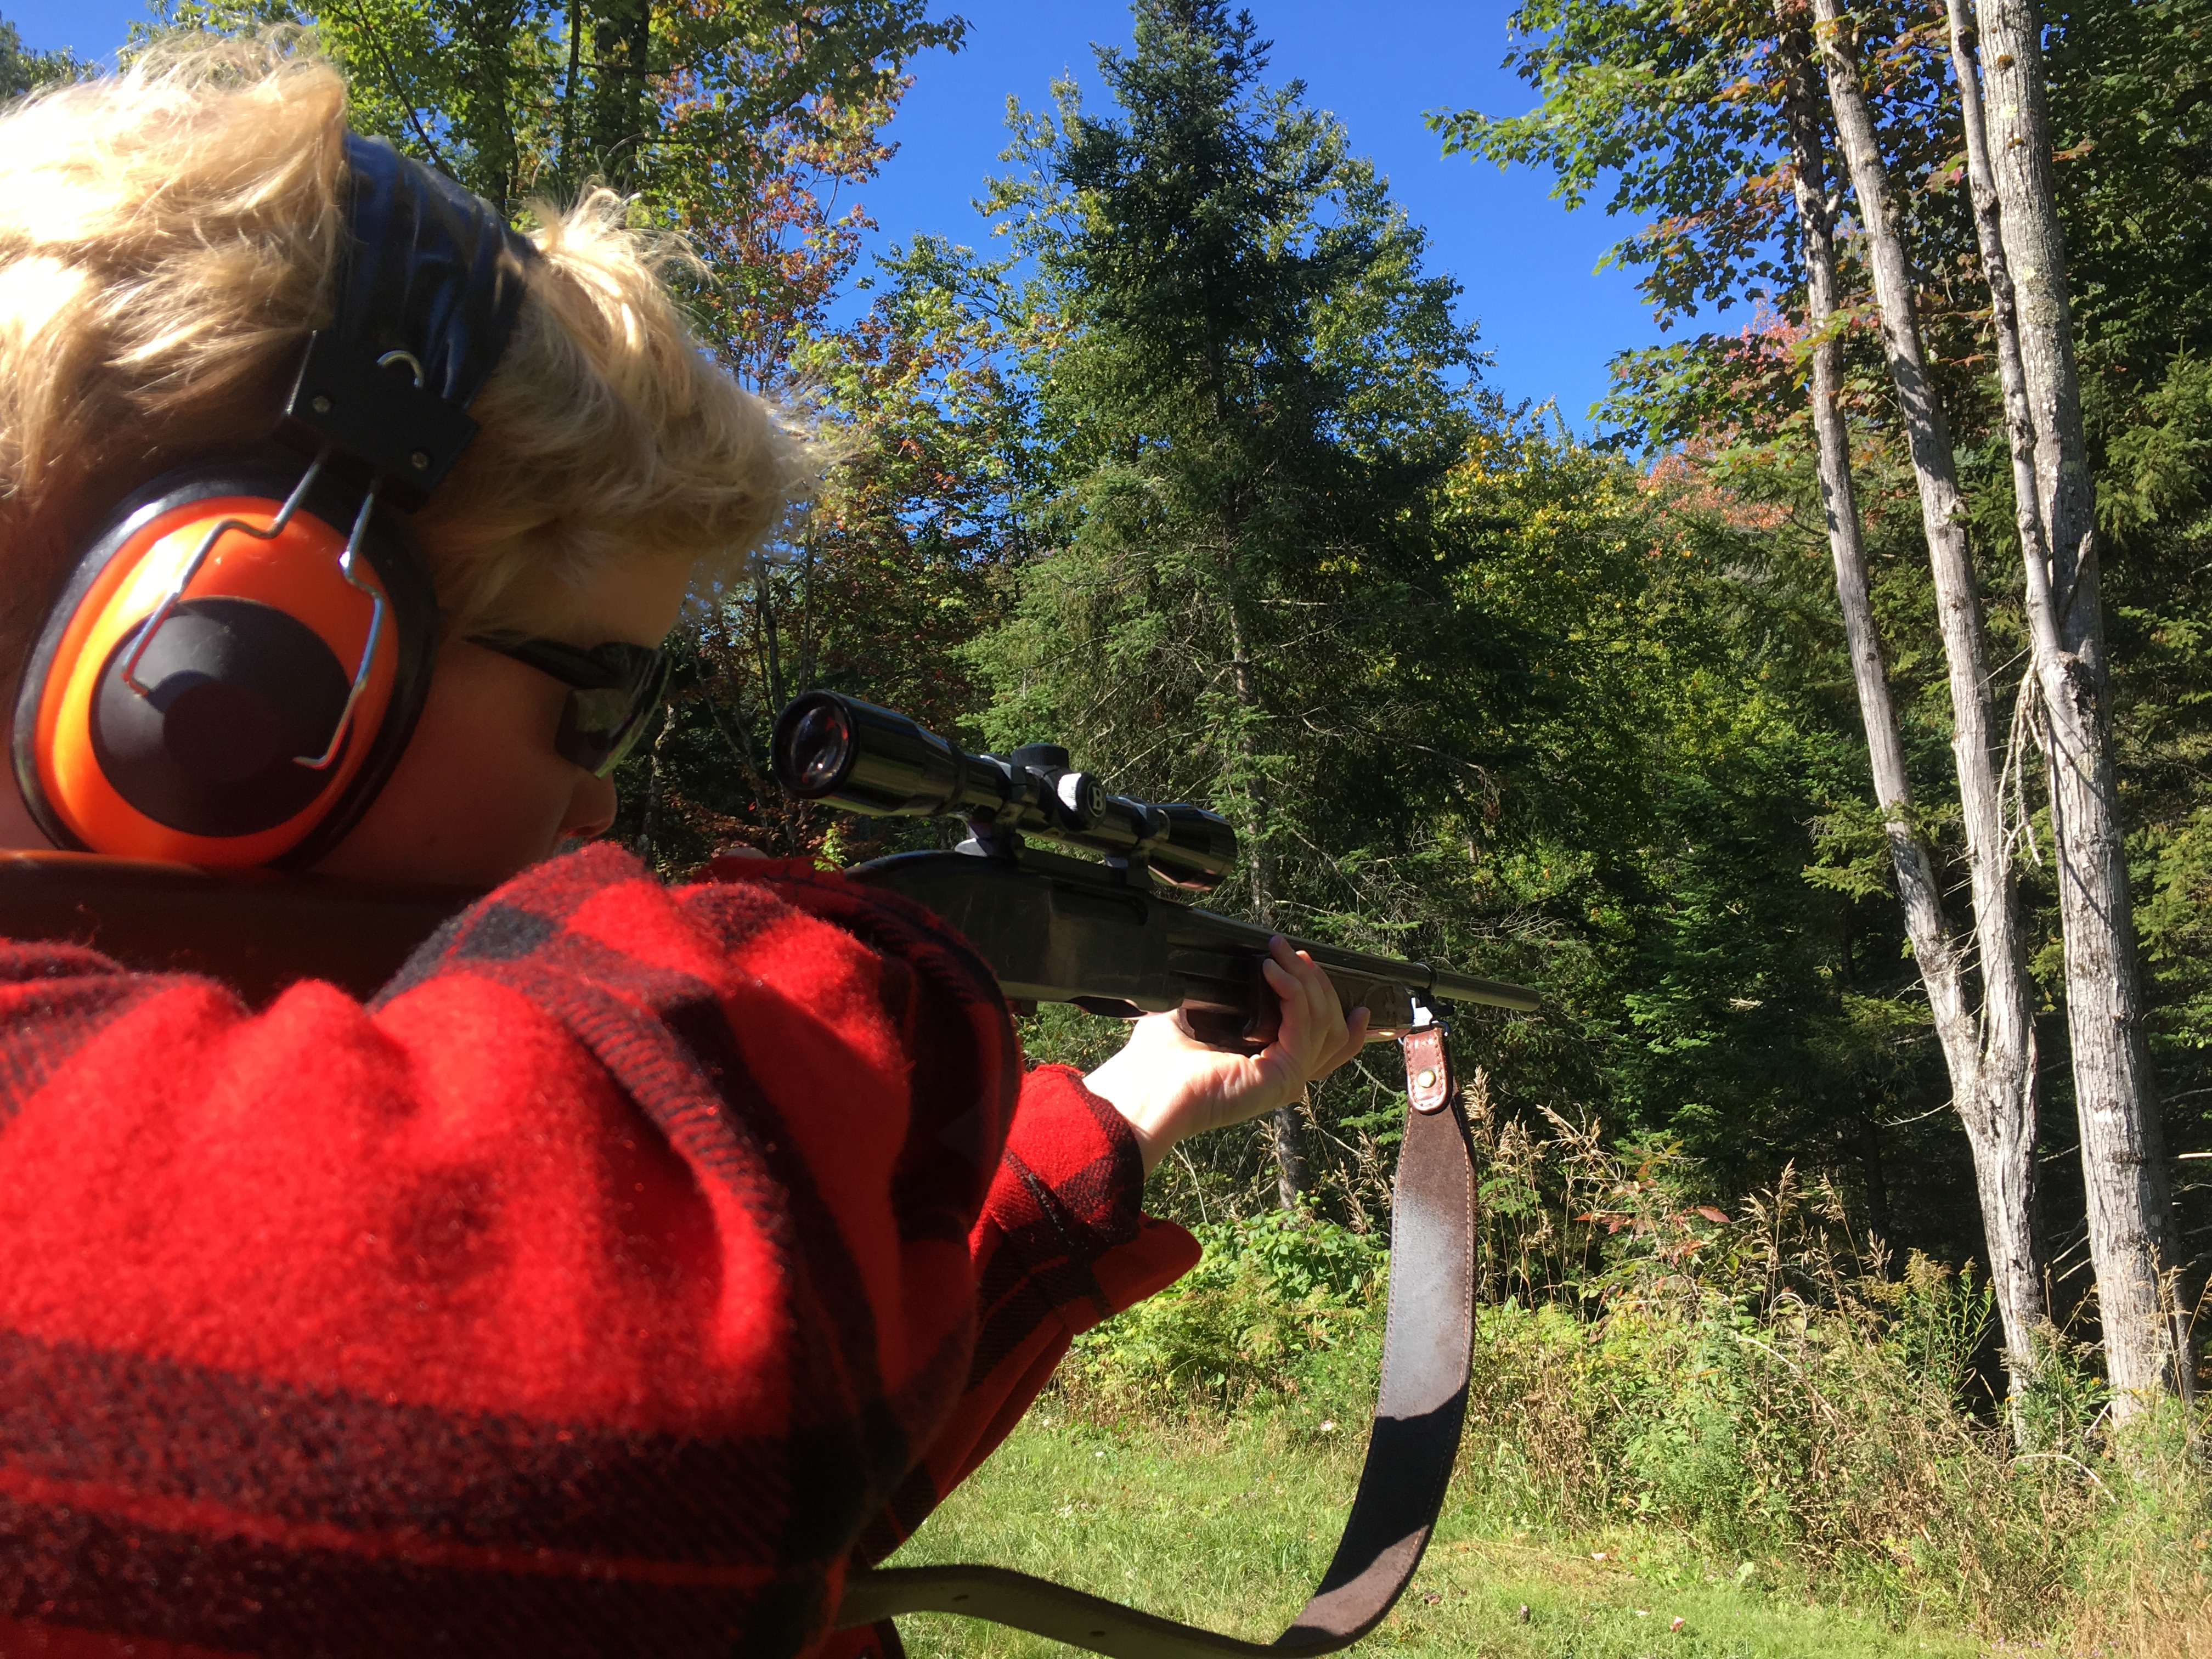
[1424,963,1543,1013]
[1294,936,1539,1014]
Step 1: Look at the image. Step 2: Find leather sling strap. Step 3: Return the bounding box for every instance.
[834,1020,1475,1658]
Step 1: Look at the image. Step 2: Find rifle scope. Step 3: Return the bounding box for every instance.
[771,691,1237,893]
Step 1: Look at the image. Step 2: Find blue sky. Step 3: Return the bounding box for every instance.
[5,0,1672,427]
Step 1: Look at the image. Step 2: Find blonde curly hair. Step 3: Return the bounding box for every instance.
[0,33,808,660]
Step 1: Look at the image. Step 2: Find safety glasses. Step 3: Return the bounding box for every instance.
[470,635,672,777]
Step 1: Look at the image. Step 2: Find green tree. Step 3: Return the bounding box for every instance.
[155,0,960,225]
[1,13,92,95]
[1431,0,2212,1351]
[618,238,1034,870]
[964,0,1492,1204]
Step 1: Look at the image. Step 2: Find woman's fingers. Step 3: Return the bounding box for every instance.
[1322,1006,1372,1076]
[1262,936,1353,1085]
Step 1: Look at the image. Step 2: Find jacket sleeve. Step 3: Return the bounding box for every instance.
[0,841,1150,1659]
[697,860,1202,1568]
[809,1065,1200,1659]
[855,1064,1199,1560]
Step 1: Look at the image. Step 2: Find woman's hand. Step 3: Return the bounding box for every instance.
[1081,937,1374,1176]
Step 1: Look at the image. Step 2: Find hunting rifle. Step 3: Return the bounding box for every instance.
[0,693,1539,1659]
[775,692,1535,1657]
[769,690,1539,1047]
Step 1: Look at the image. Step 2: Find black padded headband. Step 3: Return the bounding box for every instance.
[281,132,537,508]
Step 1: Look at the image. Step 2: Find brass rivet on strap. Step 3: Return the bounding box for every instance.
[1417,1068,1437,1089]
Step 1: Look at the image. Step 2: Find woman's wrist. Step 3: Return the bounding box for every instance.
[1081,1046,1173,1177]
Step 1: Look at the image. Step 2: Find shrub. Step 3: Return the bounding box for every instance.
[1056,1081,2210,1649]
[1453,1277,2097,1632]
[1055,1209,1386,1418]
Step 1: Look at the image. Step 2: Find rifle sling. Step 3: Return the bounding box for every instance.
[835,1023,1475,1658]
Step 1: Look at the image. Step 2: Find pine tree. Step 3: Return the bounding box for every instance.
[970,0,1488,1206]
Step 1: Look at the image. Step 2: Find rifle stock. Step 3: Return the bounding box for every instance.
[0,850,471,1003]
[850,844,1537,1051]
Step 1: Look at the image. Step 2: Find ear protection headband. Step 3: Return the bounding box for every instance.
[12,133,536,868]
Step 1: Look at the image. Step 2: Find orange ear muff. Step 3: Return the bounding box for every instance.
[14,460,438,868]
[14,135,523,872]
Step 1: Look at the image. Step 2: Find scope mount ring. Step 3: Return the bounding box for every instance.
[958,818,1026,862]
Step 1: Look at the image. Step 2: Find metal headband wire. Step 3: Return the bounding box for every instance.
[296,480,388,771]
[116,445,390,776]
[118,449,330,700]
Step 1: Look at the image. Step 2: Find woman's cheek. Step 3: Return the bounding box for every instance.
[315,647,576,887]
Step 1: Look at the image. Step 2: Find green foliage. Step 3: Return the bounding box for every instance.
[2048,0,2212,409]
[1032,1116,2210,1649]
[1456,1291,2101,1633]
[2100,354,2212,539]
[0,12,93,94]
[1440,0,2212,1315]
[149,0,960,227]
[2095,327,2212,1273]
[166,0,2207,1361]
[1056,1211,1386,1415]
[945,4,1964,1240]
[1880,1251,1995,1402]
[965,0,1493,949]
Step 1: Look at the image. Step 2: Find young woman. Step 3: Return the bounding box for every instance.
[0,38,1365,1659]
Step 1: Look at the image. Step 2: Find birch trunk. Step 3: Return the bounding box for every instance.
[1807,0,2045,1410]
[1969,0,2190,1409]
[1773,19,1953,1034]
[1221,550,1302,1209]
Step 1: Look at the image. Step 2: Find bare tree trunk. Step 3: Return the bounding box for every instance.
[754,567,787,716]
[1969,0,2190,1410]
[639,696,675,875]
[1858,1117,1893,1261]
[558,0,585,196]
[1807,0,2046,1415]
[1944,0,2054,662]
[591,0,656,191]
[1775,20,1951,1008]
[1221,569,1303,1209]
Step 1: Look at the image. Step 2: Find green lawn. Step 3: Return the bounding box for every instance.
[884,1412,1989,1659]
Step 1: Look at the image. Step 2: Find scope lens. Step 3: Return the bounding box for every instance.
[786,701,854,794]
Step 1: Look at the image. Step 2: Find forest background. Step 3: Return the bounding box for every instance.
[3,0,2209,1648]
[7,0,2205,1432]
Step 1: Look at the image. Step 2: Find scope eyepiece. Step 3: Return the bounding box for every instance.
[1143,804,1238,889]
[771,691,1237,891]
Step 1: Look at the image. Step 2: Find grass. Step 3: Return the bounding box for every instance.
[888,1411,1988,1658]
[884,1087,2211,1657]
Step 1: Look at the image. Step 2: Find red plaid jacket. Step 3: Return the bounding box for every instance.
[0,843,1198,1658]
